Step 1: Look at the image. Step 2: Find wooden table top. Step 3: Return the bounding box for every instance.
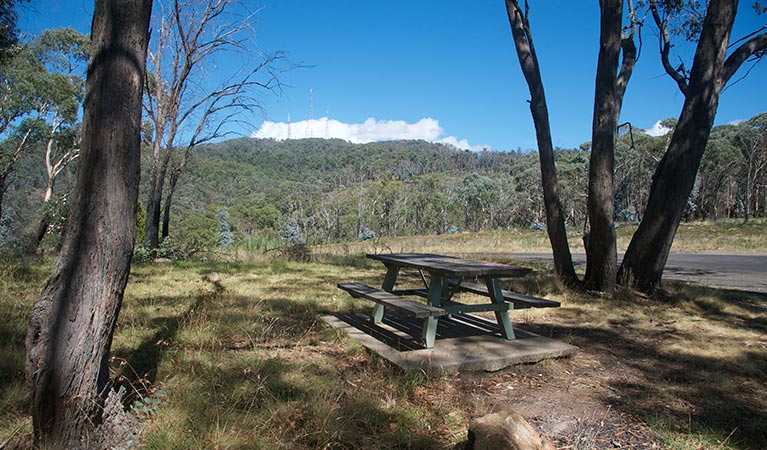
[367,253,532,278]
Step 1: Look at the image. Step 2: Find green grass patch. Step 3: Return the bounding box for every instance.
[1,221,766,448]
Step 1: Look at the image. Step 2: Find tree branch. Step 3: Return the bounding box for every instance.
[649,0,689,95]
[721,31,767,85]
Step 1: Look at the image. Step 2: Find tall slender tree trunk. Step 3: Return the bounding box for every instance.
[162,143,194,240]
[144,144,161,249]
[161,168,180,239]
[146,137,176,249]
[0,129,31,226]
[25,0,152,447]
[619,0,737,292]
[584,0,623,293]
[504,0,578,286]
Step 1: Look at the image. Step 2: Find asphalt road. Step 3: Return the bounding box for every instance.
[512,252,767,294]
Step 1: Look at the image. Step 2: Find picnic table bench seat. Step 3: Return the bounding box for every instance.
[337,282,447,318]
[449,280,560,309]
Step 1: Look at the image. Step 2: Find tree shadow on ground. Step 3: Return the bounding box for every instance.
[151,347,444,449]
[117,273,447,448]
[114,275,225,403]
[523,316,767,449]
[671,283,767,331]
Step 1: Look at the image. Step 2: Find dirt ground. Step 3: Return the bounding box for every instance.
[403,295,767,449]
[456,349,661,449]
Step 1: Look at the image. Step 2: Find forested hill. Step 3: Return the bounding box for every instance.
[2,112,765,254]
[193,137,520,184]
[167,138,541,249]
[178,137,532,213]
[140,113,767,251]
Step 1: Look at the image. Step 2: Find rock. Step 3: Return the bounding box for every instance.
[466,410,556,450]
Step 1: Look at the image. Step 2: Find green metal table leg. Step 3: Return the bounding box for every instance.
[487,278,515,339]
[422,316,438,348]
[372,304,384,324]
[427,274,444,307]
[382,264,399,291]
[421,273,445,347]
[373,264,399,324]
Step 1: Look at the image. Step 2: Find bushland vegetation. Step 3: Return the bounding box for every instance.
[3,113,766,258]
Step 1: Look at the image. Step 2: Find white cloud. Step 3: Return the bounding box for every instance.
[253,117,485,151]
[645,120,673,137]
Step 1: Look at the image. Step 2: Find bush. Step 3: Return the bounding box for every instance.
[156,236,185,260]
[217,208,234,249]
[0,214,12,250]
[615,205,638,222]
[530,220,546,231]
[132,245,152,264]
[132,237,186,264]
[358,227,376,241]
[280,220,302,245]
[280,243,311,262]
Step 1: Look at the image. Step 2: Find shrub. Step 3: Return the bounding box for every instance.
[530,220,546,231]
[359,227,376,241]
[280,243,311,262]
[280,220,302,245]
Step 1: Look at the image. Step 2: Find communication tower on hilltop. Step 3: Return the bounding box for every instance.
[287,113,291,139]
[305,88,313,138]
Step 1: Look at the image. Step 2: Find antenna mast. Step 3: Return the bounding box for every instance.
[305,88,313,138]
[287,113,291,139]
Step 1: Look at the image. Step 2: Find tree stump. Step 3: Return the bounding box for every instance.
[466,410,556,450]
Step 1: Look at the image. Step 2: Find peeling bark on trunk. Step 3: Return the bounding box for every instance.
[25,0,152,447]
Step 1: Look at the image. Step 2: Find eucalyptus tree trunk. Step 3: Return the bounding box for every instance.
[584,0,623,293]
[619,0,767,292]
[0,129,31,225]
[25,0,152,447]
[161,165,182,239]
[504,0,578,286]
[145,144,173,248]
[144,145,162,249]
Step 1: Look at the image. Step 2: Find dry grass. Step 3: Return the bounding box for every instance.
[319,218,767,258]
[0,221,765,449]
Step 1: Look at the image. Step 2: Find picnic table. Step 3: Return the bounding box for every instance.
[338,253,560,348]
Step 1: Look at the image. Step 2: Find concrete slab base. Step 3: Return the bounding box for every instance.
[321,313,578,374]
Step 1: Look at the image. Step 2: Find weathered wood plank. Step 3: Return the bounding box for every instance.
[391,288,429,298]
[338,283,447,318]
[450,281,560,309]
[367,253,532,278]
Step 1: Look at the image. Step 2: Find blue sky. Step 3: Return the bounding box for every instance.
[20,0,767,151]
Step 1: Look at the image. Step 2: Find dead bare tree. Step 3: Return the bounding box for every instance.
[143,0,288,251]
